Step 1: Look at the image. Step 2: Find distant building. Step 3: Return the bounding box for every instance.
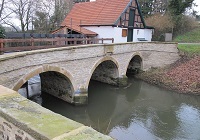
[53,0,154,43]
[4,26,19,33]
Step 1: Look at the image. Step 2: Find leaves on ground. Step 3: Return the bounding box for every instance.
[137,56,200,95]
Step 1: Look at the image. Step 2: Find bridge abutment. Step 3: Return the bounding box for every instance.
[91,75,128,87]
[73,89,88,105]
[118,75,128,86]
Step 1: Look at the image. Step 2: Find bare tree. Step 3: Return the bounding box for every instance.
[33,11,49,33]
[0,0,5,19]
[0,0,14,23]
[34,0,73,32]
[1,0,73,32]
[54,0,73,27]
[2,0,40,32]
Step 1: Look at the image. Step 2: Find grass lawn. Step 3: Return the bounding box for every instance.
[174,27,200,43]
[178,44,200,55]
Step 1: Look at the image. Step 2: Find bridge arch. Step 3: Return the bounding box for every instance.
[126,53,143,76]
[86,56,120,89]
[13,65,75,103]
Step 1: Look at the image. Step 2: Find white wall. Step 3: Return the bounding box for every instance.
[84,26,152,43]
[133,29,152,42]
[84,26,127,43]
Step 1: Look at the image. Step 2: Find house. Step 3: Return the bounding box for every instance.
[54,0,154,43]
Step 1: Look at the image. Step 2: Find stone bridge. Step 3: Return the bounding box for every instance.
[0,42,180,105]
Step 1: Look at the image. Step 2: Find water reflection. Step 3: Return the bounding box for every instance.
[41,79,200,140]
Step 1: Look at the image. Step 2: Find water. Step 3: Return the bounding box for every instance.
[41,78,200,140]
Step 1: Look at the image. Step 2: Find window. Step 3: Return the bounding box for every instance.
[122,29,127,37]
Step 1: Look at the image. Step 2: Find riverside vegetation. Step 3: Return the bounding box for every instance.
[136,30,200,95]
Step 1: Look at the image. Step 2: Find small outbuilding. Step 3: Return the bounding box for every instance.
[54,0,154,43]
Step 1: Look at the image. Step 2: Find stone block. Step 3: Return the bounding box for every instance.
[57,126,113,140]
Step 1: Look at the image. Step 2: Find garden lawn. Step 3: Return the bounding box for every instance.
[174,27,200,43]
[178,44,200,55]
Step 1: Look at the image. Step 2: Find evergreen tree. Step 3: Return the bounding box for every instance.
[138,0,154,17]
[138,0,168,17]
[168,0,194,15]
[168,0,195,35]
[0,25,5,38]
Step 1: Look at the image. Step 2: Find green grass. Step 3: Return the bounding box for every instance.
[174,27,200,43]
[178,44,200,55]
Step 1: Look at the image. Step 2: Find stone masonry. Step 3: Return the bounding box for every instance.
[0,42,180,105]
[0,85,113,140]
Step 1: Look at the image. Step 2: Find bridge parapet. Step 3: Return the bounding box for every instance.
[0,85,113,140]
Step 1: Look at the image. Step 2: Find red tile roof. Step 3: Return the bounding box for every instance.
[61,0,131,27]
[52,25,97,36]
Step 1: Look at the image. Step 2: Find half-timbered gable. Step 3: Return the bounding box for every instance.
[116,0,145,29]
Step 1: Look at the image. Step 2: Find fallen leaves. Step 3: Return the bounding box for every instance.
[137,56,200,95]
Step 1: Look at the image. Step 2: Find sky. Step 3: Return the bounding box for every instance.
[194,0,200,14]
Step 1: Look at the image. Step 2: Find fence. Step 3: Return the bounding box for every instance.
[5,33,85,39]
[0,37,114,54]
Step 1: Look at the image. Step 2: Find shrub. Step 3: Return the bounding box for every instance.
[145,13,198,41]
[145,13,174,41]
[173,15,198,36]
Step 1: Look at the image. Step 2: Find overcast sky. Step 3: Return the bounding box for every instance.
[194,0,200,14]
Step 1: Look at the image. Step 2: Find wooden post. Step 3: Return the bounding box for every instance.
[56,37,60,47]
[112,38,114,43]
[25,82,29,99]
[52,35,54,46]
[21,81,29,99]
[59,36,61,47]
[31,37,34,47]
[0,39,4,55]
[74,38,77,45]
[101,38,103,44]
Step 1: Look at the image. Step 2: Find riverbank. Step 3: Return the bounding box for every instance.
[136,51,200,95]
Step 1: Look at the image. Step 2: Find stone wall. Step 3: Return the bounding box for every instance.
[0,85,113,140]
[0,117,36,140]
